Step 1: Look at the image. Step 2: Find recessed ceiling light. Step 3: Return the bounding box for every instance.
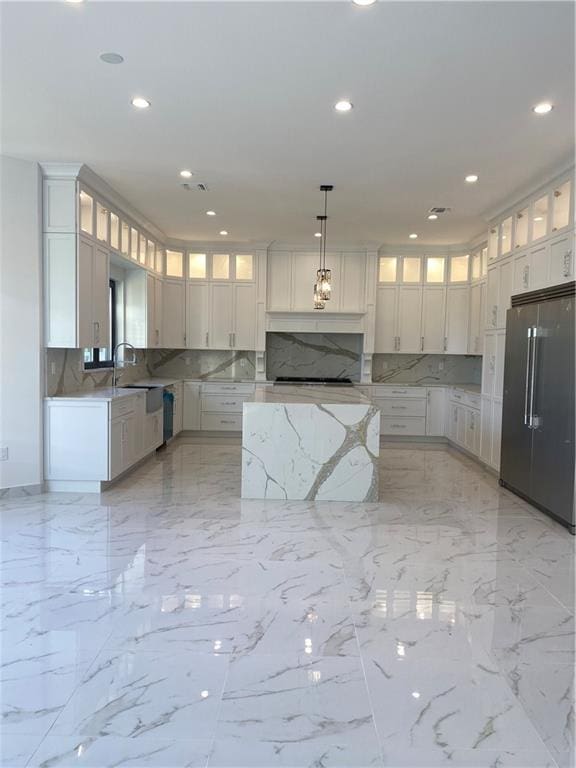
[409,233,418,239]
[206,210,216,216]
[427,214,438,220]
[533,102,553,115]
[465,174,479,183]
[314,232,322,238]
[65,0,84,4]
[131,97,150,109]
[534,216,544,222]
[99,52,123,64]
[219,230,228,236]
[334,100,353,113]
[179,170,193,179]
[352,0,376,5]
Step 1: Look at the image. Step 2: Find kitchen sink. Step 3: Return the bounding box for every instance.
[123,385,164,413]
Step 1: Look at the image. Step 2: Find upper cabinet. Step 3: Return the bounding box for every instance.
[267,250,367,313]
[552,179,572,232]
[186,251,256,282]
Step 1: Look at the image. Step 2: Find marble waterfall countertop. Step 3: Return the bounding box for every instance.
[250,383,372,405]
[242,384,380,502]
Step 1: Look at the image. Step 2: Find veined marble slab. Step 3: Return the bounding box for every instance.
[242,385,380,501]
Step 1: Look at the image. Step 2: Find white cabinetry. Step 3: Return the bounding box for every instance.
[183,382,201,429]
[110,398,141,480]
[426,388,446,436]
[486,256,512,329]
[200,382,255,431]
[187,280,256,350]
[162,279,186,348]
[374,286,398,353]
[125,270,163,349]
[421,287,445,353]
[468,281,485,354]
[144,408,163,453]
[445,286,469,353]
[147,274,163,348]
[186,283,210,349]
[397,287,423,352]
[549,231,574,285]
[372,385,427,436]
[445,389,481,458]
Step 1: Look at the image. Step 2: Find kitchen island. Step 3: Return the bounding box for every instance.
[241,384,380,501]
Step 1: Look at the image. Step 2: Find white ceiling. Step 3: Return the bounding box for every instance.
[1,1,574,245]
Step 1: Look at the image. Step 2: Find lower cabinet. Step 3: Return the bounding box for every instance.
[45,393,160,490]
[182,381,254,431]
[480,395,502,471]
[445,390,481,458]
[183,382,201,429]
[426,388,446,436]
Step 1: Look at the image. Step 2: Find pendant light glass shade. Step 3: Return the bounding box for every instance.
[313,185,333,308]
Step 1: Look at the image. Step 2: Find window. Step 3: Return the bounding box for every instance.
[84,279,117,369]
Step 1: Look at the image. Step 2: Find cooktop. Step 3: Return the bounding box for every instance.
[274,376,354,386]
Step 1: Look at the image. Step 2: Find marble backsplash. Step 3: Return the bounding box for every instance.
[147,349,256,381]
[45,348,256,395]
[266,332,362,381]
[372,354,482,385]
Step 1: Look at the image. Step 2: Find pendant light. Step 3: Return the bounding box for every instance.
[313,184,333,309]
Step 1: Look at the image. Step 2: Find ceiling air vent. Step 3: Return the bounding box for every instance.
[429,206,451,215]
[181,182,209,192]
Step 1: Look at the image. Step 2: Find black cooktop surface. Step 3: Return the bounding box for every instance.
[275,377,353,386]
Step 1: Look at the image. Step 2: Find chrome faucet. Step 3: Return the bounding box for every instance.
[112,342,137,388]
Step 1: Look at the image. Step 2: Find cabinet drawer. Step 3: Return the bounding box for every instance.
[110,396,137,419]
[372,386,426,398]
[377,398,426,417]
[381,416,426,436]
[464,393,481,409]
[201,394,251,413]
[201,412,243,431]
[201,382,255,395]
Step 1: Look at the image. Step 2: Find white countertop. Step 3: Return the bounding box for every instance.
[45,387,141,402]
[249,384,373,405]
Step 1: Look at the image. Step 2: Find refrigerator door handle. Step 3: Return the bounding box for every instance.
[529,326,539,428]
[524,326,533,426]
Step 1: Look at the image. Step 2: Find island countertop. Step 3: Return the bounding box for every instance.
[249,384,372,405]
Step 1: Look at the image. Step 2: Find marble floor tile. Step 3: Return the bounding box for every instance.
[27,734,212,768]
[215,653,381,761]
[0,439,571,768]
[48,649,229,742]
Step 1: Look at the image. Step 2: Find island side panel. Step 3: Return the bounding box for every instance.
[241,401,379,501]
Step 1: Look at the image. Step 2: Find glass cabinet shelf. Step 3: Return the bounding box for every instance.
[166,250,184,278]
[79,191,93,235]
[488,227,499,260]
[188,253,207,279]
[378,256,397,283]
[515,208,528,249]
[552,180,571,231]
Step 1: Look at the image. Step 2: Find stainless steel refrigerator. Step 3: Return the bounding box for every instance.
[500,282,575,534]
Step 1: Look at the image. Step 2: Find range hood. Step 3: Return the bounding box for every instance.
[266,310,365,335]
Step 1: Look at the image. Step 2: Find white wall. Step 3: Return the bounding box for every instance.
[0,156,43,490]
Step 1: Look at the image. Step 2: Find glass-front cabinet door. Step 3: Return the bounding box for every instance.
[378,256,397,283]
[155,247,165,275]
[188,253,207,279]
[532,194,549,241]
[471,251,481,281]
[147,239,155,269]
[121,221,130,257]
[138,234,147,265]
[110,212,120,251]
[552,180,571,232]
[130,228,139,260]
[96,202,109,243]
[402,257,421,283]
[515,208,528,249]
[166,250,184,278]
[235,254,254,281]
[425,256,445,283]
[212,253,230,280]
[450,254,469,282]
[79,190,94,235]
[500,217,512,255]
[488,226,499,260]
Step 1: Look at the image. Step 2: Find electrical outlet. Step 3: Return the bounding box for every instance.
[0,445,8,462]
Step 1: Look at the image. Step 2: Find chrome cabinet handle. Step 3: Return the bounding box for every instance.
[443,336,447,352]
[523,327,533,426]
[529,326,538,428]
[205,332,209,347]
[563,250,572,278]
[391,405,407,410]
[492,305,498,327]
[420,336,424,352]
[390,423,406,429]
[156,329,160,346]
[523,265,530,289]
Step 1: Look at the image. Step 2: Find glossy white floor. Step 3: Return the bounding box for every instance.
[1,438,574,768]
